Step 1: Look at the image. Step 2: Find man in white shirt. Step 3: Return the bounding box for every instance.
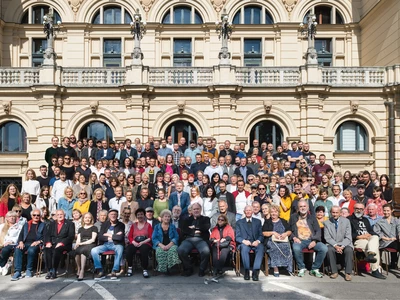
[328,185,345,206]
[108,187,126,216]
[204,157,223,179]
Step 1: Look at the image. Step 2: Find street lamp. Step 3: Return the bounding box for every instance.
[216,9,233,65]
[299,14,318,65]
[42,8,61,66]
[130,8,146,65]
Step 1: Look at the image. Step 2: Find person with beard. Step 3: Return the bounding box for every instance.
[289,200,327,278]
[348,202,385,279]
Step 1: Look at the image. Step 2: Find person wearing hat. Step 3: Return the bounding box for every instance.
[184,140,201,166]
[91,208,125,280]
[354,183,370,206]
[145,207,160,228]
[96,140,114,161]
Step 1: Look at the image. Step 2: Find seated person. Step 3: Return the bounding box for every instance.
[324,206,353,281]
[364,203,382,227]
[289,200,327,278]
[152,209,181,273]
[178,202,210,277]
[373,204,400,270]
[126,208,153,278]
[91,209,125,280]
[43,209,75,279]
[262,204,292,277]
[12,209,45,280]
[210,200,236,230]
[236,205,264,281]
[210,214,235,275]
[348,202,385,279]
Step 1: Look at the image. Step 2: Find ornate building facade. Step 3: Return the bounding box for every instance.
[0,0,399,187]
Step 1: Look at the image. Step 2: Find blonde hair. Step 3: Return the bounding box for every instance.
[81,212,94,227]
[25,168,37,181]
[64,186,74,198]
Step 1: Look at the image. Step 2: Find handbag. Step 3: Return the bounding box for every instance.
[271,235,289,243]
[219,240,230,248]
[134,235,147,243]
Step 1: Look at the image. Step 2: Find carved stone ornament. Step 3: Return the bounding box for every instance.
[282,0,298,13]
[140,0,155,13]
[263,100,272,114]
[2,100,11,114]
[211,0,226,13]
[90,101,99,114]
[350,100,359,114]
[177,100,185,114]
[68,0,83,13]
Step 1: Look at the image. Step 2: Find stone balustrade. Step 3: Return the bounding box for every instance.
[0,65,399,87]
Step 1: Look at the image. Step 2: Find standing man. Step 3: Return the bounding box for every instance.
[287,142,303,169]
[169,181,190,216]
[45,136,59,167]
[324,206,353,281]
[119,139,138,166]
[312,154,331,185]
[37,165,50,188]
[189,153,207,175]
[184,140,200,164]
[57,137,77,158]
[96,140,114,161]
[236,205,264,281]
[81,138,98,160]
[158,138,173,160]
[234,157,254,180]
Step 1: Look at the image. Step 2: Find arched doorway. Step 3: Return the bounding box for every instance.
[250,120,283,148]
[79,121,113,143]
[165,120,198,143]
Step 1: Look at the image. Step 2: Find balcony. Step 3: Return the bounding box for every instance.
[0,65,398,88]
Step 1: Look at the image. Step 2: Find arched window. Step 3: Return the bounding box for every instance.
[21,5,61,24]
[250,121,283,148]
[162,6,203,24]
[92,6,133,24]
[335,121,367,152]
[233,5,274,24]
[0,122,27,152]
[303,5,344,24]
[80,121,113,144]
[165,121,198,144]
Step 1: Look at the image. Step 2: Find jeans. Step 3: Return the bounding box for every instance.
[292,239,328,270]
[91,242,124,273]
[178,237,210,271]
[14,244,40,273]
[0,244,14,267]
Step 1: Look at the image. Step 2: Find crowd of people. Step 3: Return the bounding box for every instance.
[0,135,399,282]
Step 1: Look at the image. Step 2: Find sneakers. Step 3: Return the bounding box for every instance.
[310,269,323,278]
[110,272,118,280]
[95,271,106,280]
[371,269,386,280]
[127,267,133,277]
[142,270,149,278]
[11,271,21,281]
[2,262,11,276]
[298,268,306,277]
[25,270,33,278]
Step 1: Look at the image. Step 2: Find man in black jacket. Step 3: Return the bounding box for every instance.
[43,209,75,279]
[348,202,385,279]
[91,209,125,280]
[216,181,236,214]
[289,200,327,278]
[178,202,210,277]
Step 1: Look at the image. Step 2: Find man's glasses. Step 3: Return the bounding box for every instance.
[258,188,266,190]
[13,210,22,213]
[32,214,40,217]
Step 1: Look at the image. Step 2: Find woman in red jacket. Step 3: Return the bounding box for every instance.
[210,214,235,275]
[339,189,356,215]
[0,184,21,224]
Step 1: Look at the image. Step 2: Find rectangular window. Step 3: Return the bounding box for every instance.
[32,39,47,67]
[244,39,262,67]
[315,38,332,67]
[173,39,192,67]
[103,39,121,67]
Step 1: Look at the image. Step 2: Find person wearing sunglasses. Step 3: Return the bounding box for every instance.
[73,190,91,215]
[11,209,45,280]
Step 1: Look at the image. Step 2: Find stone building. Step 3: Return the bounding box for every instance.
[0,0,399,189]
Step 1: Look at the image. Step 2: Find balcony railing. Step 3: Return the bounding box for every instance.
[62,68,126,86]
[148,67,213,86]
[236,67,301,85]
[321,67,386,86]
[0,68,39,86]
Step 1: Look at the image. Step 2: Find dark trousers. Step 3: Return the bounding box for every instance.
[327,245,353,274]
[14,244,40,273]
[44,245,68,272]
[211,245,230,271]
[0,244,14,267]
[239,243,264,271]
[126,244,152,270]
[387,241,399,266]
[178,237,210,271]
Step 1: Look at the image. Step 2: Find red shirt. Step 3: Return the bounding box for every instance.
[57,220,65,234]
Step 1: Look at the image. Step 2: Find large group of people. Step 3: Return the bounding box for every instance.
[0,135,398,282]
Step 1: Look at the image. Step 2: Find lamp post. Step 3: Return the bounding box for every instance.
[216,10,233,65]
[42,8,61,66]
[130,9,146,65]
[299,14,318,65]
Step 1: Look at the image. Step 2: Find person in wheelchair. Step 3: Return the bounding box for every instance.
[210,214,235,275]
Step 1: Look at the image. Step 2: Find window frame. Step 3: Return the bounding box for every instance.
[92,5,133,25]
[162,5,203,24]
[103,39,122,67]
[243,38,262,67]
[232,5,274,25]
[335,121,368,152]
[32,38,47,67]
[21,5,61,24]
[0,122,27,153]
[173,39,192,67]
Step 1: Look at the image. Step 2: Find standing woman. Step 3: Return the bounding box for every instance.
[88,173,99,193]
[153,189,169,221]
[169,174,180,196]
[20,193,36,221]
[105,177,119,201]
[57,187,77,220]
[0,184,21,224]
[126,208,153,278]
[154,172,168,199]
[211,173,221,194]
[74,212,98,280]
[117,172,127,188]
[278,186,291,222]
[21,169,40,204]
[342,170,352,190]
[73,174,92,199]
[152,209,181,273]
[379,174,393,204]
[36,185,55,212]
[202,186,218,218]
[88,188,109,222]
[120,158,135,177]
[199,175,210,197]
[370,170,380,186]
[262,204,293,277]
[161,154,178,176]
[210,214,235,275]
[73,190,91,214]
[189,186,203,208]
[123,174,135,195]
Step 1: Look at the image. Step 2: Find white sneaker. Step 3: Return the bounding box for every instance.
[2,263,10,276]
